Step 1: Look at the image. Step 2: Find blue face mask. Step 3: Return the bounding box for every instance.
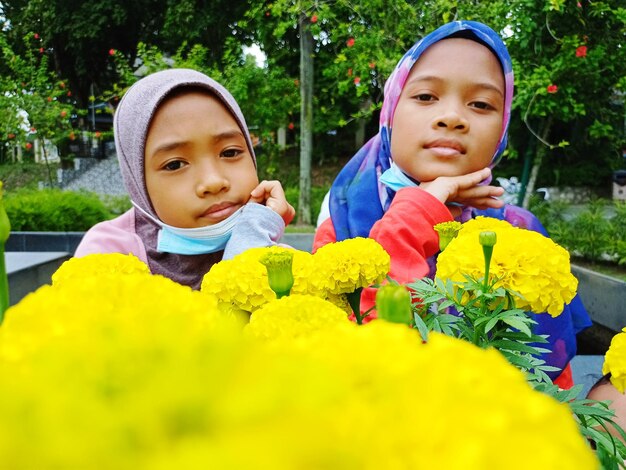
[379,162,419,191]
[133,202,244,255]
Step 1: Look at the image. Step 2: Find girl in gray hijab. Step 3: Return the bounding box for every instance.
[75,68,294,289]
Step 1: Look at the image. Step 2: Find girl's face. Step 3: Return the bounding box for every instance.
[390,38,504,182]
[144,90,258,228]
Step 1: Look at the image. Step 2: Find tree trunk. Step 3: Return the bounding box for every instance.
[297,13,313,226]
[355,99,372,150]
[522,116,553,209]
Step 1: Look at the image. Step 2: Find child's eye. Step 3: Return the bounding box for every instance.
[163,160,186,171]
[414,93,436,102]
[221,148,243,158]
[470,101,495,111]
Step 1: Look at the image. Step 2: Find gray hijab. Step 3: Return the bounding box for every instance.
[113,68,256,289]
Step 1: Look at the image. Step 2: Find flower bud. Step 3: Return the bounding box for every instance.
[260,251,294,299]
[0,181,10,322]
[479,231,497,290]
[479,231,497,247]
[434,221,462,252]
[376,284,412,325]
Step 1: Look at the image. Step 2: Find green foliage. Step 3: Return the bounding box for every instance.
[508,0,626,182]
[0,161,59,190]
[285,185,329,226]
[106,40,299,141]
[99,194,131,216]
[0,32,75,151]
[5,189,111,231]
[533,199,626,266]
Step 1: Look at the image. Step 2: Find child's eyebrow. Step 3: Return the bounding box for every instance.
[406,75,504,98]
[148,130,246,159]
[211,130,246,143]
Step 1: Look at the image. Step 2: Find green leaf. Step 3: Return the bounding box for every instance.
[413,312,429,342]
[501,317,532,336]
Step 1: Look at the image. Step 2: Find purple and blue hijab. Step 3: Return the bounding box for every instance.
[328,21,591,377]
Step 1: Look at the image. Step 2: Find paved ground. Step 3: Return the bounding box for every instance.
[61,156,127,196]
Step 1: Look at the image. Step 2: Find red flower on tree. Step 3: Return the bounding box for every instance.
[354,77,361,85]
[95,131,102,138]
[60,111,67,118]
[108,49,116,56]
[346,38,355,47]
[288,122,295,130]
[369,62,376,69]
[547,84,558,94]
[39,48,44,54]
[311,14,318,23]
[25,143,33,150]
[576,45,587,57]
[34,33,40,40]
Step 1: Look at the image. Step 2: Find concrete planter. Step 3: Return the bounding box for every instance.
[571,264,625,334]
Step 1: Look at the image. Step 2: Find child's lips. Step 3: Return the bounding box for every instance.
[424,140,466,157]
[200,202,240,222]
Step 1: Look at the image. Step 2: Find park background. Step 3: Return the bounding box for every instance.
[1,0,625,269]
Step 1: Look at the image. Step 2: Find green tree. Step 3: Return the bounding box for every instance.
[505,0,626,206]
[0,30,74,183]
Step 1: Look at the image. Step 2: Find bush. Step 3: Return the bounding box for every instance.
[5,189,112,231]
[533,199,626,265]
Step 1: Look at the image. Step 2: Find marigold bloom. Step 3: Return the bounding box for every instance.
[51,253,150,287]
[309,237,390,295]
[0,274,595,467]
[434,221,462,251]
[201,247,313,312]
[603,328,626,393]
[246,294,352,341]
[436,217,577,316]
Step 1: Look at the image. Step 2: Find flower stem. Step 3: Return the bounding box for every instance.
[0,245,7,324]
[346,288,363,325]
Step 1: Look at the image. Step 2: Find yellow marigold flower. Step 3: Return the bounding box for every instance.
[0,286,595,468]
[246,294,352,341]
[309,237,390,295]
[201,247,314,313]
[436,217,577,316]
[434,220,462,251]
[603,328,626,393]
[51,253,150,287]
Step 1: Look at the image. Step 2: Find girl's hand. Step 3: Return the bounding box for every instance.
[249,180,296,225]
[419,168,505,217]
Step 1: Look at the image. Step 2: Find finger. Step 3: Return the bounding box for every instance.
[455,185,504,200]
[454,168,493,189]
[465,197,505,210]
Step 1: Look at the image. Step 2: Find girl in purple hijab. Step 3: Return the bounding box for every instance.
[75,68,295,289]
[314,21,591,387]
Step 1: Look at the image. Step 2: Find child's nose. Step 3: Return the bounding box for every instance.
[434,109,469,131]
[196,165,229,196]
